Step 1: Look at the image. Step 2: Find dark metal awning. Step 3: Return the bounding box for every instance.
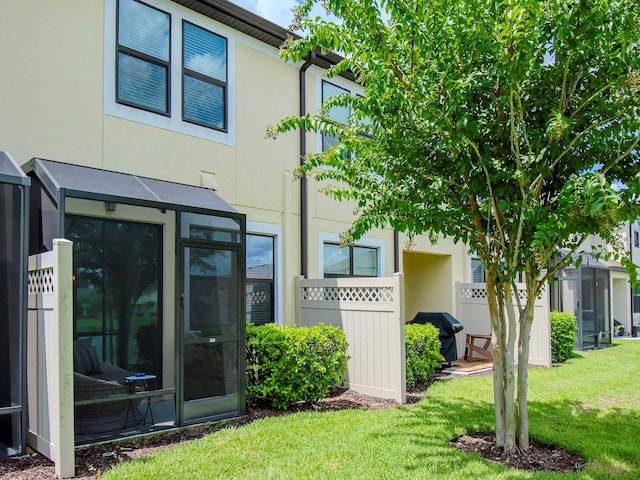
[22,158,238,216]
[0,151,30,186]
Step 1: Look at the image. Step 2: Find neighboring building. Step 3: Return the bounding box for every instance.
[550,223,640,349]
[0,0,467,452]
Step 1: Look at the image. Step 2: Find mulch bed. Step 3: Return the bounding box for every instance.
[0,378,586,479]
[451,433,586,473]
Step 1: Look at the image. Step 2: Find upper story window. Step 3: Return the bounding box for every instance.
[634,222,639,248]
[105,0,235,145]
[321,80,350,152]
[182,21,227,129]
[117,0,170,114]
[323,242,378,278]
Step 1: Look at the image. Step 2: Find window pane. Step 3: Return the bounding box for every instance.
[322,133,339,152]
[324,243,350,276]
[322,81,350,124]
[183,75,224,129]
[246,235,274,280]
[118,52,168,112]
[183,22,226,81]
[118,0,169,61]
[353,246,378,276]
[471,258,485,283]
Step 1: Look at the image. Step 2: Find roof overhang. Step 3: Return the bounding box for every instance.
[172,0,354,81]
[22,158,239,217]
[0,151,30,186]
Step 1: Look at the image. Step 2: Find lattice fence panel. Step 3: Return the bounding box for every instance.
[461,286,529,302]
[303,286,394,303]
[28,267,54,294]
[461,287,487,299]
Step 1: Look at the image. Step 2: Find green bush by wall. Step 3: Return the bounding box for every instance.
[550,310,577,363]
[246,323,349,409]
[405,323,443,389]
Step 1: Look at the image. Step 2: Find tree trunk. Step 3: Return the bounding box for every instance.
[503,283,518,453]
[485,276,506,447]
[516,286,536,450]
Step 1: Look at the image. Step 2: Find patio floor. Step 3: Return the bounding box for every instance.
[441,358,493,376]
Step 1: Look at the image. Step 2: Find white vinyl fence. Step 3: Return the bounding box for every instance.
[296,274,406,403]
[27,239,75,479]
[455,282,551,366]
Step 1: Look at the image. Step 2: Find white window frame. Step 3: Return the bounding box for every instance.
[104,0,236,146]
[318,232,385,278]
[247,221,283,324]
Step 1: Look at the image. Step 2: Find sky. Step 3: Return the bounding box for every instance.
[228,0,314,29]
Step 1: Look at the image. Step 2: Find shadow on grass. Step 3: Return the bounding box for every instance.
[386,394,640,478]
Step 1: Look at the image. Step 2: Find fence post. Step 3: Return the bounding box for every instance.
[51,239,75,478]
[295,275,304,325]
[393,272,406,403]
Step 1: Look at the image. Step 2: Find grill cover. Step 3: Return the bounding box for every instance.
[410,312,464,363]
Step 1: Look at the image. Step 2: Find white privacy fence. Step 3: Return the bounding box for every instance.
[455,282,551,367]
[27,239,75,479]
[296,274,406,403]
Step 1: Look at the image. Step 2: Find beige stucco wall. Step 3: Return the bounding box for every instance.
[403,251,455,321]
[1,0,465,326]
[0,0,104,166]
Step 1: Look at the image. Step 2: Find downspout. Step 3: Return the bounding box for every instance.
[394,230,400,273]
[299,52,316,278]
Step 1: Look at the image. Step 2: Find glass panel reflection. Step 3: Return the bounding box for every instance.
[186,248,239,337]
[183,342,237,401]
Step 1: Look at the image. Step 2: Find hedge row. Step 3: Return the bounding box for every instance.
[246,322,445,407]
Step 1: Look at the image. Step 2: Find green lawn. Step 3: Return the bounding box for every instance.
[104,340,640,479]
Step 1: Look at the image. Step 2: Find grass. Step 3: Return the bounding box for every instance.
[103,340,640,479]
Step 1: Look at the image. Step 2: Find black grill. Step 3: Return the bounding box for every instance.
[410,312,464,365]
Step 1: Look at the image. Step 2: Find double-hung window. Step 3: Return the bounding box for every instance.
[182,22,227,130]
[110,0,231,139]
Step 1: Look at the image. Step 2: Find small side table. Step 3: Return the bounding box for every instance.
[124,374,157,428]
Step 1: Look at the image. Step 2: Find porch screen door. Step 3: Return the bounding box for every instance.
[182,245,241,422]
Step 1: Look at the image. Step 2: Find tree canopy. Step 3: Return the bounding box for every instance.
[271,0,639,453]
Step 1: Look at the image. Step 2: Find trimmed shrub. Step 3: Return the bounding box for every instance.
[246,323,349,409]
[405,323,443,389]
[550,310,577,363]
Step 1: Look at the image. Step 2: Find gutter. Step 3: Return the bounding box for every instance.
[299,52,316,278]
